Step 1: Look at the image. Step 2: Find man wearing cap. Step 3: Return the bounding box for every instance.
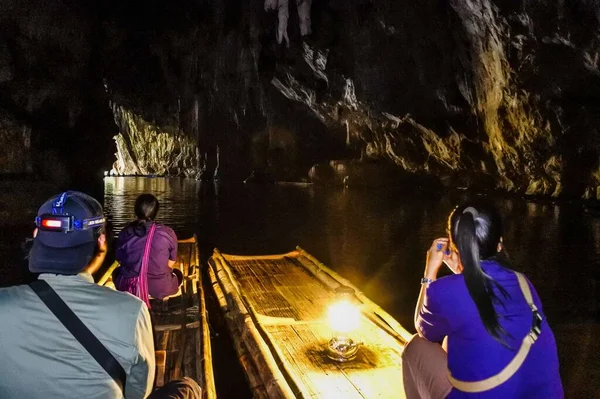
[0,191,201,399]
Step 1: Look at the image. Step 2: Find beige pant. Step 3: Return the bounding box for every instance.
[402,335,453,399]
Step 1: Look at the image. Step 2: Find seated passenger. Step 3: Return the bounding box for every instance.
[114,194,182,305]
[0,190,201,399]
[402,202,563,398]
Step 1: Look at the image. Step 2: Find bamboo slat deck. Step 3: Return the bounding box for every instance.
[96,236,216,399]
[208,247,413,398]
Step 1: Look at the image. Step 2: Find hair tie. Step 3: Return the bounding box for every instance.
[463,207,479,218]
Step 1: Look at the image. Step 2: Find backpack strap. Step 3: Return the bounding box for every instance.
[29,280,126,392]
[448,272,542,393]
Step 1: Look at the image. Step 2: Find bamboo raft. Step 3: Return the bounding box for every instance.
[208,247,413,398]
[97,236,216,399]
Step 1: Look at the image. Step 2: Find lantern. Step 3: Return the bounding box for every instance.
[326,286,361,362]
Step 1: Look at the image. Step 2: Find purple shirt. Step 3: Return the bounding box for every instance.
[115,222,179,299]
[417,260,563,398]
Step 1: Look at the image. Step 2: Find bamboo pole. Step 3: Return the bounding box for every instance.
[211,254,296,398]
[208,262,269,398]
[194,306,202,384]
[209,252,297,399]
[221,251,299,261]
[97,261,119,286]
[195,236,217,399]
[208,262,227,311]
[295,246,412,343]
[173,239,194,381]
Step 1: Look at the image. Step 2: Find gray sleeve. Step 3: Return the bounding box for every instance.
[124,304,155,399]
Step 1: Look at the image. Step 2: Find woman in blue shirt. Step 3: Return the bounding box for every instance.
[402,202,563,398]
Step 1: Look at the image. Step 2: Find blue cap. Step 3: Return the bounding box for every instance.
[29,191,105,274]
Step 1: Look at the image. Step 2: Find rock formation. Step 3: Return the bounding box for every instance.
[268,0,600,197]
[2,0,600,198]
[110,104,201,178]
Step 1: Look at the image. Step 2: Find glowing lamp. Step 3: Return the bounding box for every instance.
[326,286,361,362]
[328,299,360,334]
[41,219,63,228]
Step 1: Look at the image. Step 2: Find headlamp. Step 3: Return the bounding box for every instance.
[35,214,106,233]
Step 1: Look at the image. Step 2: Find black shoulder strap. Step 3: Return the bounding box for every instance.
[29,280,126,392]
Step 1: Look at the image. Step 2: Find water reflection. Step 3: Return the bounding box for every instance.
[103,177,598,324]
[104,177,203,237]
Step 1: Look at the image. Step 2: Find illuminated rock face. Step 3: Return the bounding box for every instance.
[269,0,600,198]
[110,105,201,178]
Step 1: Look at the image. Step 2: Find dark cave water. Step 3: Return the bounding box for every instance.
[104,177,599,398]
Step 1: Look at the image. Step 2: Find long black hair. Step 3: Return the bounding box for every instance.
[450,202,511,346]
[125,194,160,237]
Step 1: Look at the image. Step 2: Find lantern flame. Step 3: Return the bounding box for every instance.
[328,300,360,335]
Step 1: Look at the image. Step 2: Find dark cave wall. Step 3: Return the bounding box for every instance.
[273,0,600,197]
[2,0,600,197]
[0,0,115,191]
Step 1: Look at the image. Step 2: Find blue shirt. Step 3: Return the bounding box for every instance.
[417,260,563,398]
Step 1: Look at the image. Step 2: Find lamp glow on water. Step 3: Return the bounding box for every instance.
[327,286,361,362]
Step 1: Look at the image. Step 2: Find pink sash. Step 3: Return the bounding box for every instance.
[118,223,157,308]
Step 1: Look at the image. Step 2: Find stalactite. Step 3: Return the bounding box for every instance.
[264,0,312,45]
[342,79,358,111]
[277,0,290,45]
[264,0,289,45]
[296,0,312,36]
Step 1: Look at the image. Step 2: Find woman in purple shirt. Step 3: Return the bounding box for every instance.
[114,194,182,301]
[402,202,563,398]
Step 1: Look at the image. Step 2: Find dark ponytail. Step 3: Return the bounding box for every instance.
[451,204,511,346]
[126,194,160,237]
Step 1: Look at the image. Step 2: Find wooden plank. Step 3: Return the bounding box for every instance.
[155,350,167,388]
[154,321,201,332]
[208,264,269,398]
[262,320,405,398]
